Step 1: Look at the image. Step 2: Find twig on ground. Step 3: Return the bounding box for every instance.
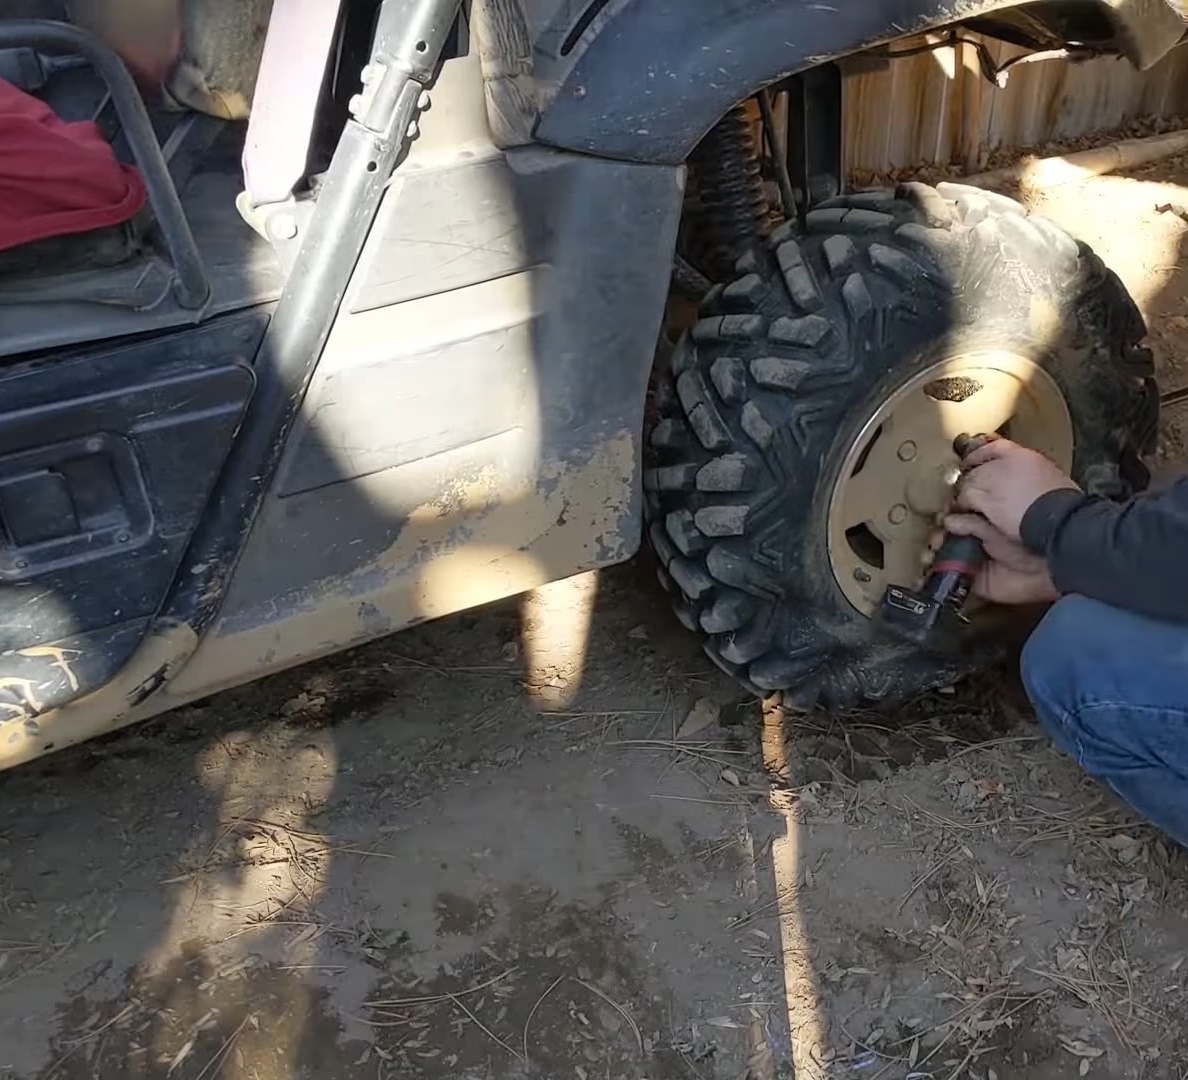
[1030,961,1140,1055]
[365,967,518,1008]
[900,796,992,832]
[940,993,1011,1080]
[382,654,511,678]
[574,977,643,1054]
[728,885,800,929]
[522,974,564,1062]
[649,793,752,806]
[191,1014,252,1080]
[898,846,964,913]
[448,991,523,1062]
[0,935,75,992]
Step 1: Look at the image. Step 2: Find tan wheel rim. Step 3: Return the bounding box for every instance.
[827,350,1074,616]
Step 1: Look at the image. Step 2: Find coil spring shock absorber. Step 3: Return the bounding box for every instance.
[692,103,769,279]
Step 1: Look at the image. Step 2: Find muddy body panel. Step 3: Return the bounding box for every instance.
[167,58,682,704]
[0,54,681,767]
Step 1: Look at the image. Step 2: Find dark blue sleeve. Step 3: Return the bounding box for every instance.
[1020,478,1188,623]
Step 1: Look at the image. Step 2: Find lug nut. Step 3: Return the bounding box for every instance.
[897,440,917,462]
[853,568,872,583]
[888,503,908,525]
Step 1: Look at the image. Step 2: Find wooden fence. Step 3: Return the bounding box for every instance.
[844,34,1188,176]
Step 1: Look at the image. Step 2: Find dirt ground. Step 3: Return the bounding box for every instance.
[5,159,1188,1080]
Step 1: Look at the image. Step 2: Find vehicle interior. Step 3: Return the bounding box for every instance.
[1,0,409,359]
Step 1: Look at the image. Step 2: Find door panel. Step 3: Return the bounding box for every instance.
[0,311,260,729]
[162,56,683,702]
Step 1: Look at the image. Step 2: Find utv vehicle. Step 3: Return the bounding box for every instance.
[0,0,1173,769]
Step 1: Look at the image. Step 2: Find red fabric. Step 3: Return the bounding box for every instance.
[0,77,147,253]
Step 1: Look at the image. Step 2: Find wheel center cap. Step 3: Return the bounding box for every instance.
[826,351,1074,618]
[905,458,961,518]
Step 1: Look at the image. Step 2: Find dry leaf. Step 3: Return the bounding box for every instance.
[705,1016,743,1029]
[1059,1037,1104,1059]
[720,768,741,787]
[1056,946,1087,971]
[167,1039,194,1076]
[974,874,987,902]
[803,863,814,888]
[974,777,1006,798]
[1122,876,1148,904]
[908,1036,920,1066]
[678,698,720,739]
[1080,1059,1090,1077]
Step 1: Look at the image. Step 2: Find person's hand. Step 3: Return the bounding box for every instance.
[942,513,1060,605]
[955,439,1080,541]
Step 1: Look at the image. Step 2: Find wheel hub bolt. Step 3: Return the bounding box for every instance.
[888,503,908,525]
[897,440,918,462]
[853,568,872,583]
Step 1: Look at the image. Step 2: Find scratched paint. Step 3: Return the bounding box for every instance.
[0,621,199,771]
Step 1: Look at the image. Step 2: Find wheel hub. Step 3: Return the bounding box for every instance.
[827,351,1074,616]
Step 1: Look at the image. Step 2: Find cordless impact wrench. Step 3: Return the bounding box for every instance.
[877,432,993,651]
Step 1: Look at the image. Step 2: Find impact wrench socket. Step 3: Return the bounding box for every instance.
[877,432,993,652]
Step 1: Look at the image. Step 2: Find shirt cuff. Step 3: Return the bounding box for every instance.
[1019,488,1091,553]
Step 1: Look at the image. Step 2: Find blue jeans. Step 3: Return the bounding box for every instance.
[1022,595,1188,847]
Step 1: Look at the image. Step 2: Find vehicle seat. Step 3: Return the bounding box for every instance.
[0,2,282,314]
[66,0,273,119]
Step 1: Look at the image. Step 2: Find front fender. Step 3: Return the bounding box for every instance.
[534,0,1185,164]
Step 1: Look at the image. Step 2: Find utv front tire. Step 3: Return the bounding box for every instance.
[646,182,1156,707]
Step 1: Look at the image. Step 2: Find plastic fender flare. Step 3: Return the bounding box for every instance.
[533,0,1185,165]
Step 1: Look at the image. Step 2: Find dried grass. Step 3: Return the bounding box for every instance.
[447,991,523,1062]
[574,977,643,1054]
[364,966,518,1009]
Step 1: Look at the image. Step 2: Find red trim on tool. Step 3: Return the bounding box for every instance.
[930,560,979,575]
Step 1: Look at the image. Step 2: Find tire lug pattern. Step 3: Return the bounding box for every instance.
[770,314,832,348]
[700,590,754,633]
[696,453,754,491]
[668,556,715,600]
[750,355,811,391]
[677,371,732,451]
[710,356,749,403]
[694,504,749,537]
[644,182,1153,707]
[666,509,708,555]
[723,274,766,309]
[823,234,856,277]
[841,272,874,322]
[775,240,823,312]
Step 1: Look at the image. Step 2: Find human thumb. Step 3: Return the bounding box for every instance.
[943,513,995,543]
